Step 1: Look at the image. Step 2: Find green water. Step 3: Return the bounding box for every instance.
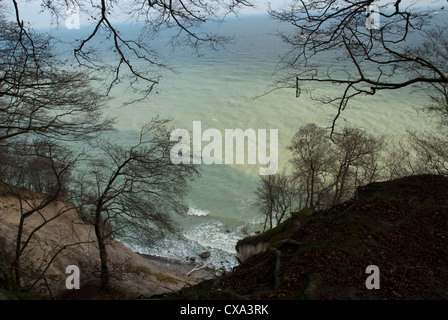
[74,15,436,268]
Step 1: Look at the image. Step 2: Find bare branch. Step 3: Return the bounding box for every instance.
[269,0,448,135]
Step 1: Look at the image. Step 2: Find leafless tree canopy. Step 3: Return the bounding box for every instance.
[0,138,79,287]
[0,140,74,197]
[255,169,299,231]
[255,123,385,228]
[5,0,253,100]
[76,118,199,241]
[0,13,113,142]
[289,123,336,209]
[72,117,199,287]
[1,1,254,292]
[330,126,383,205]
[269,0,448,135]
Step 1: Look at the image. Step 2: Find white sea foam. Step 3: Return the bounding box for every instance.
[125,234,239,271]
[187,207,210,216]
[183,220,240,254]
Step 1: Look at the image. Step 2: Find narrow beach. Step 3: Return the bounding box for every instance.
[137,252,225,284]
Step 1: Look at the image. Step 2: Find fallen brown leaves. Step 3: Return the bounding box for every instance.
[215,175,448,300]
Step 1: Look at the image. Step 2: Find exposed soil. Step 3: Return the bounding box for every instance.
[0,189,210,300]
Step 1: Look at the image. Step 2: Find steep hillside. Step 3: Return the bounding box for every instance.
[0,187,202,300]
[167,174,448,300]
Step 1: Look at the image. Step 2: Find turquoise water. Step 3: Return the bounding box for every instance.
[56,14,437,269]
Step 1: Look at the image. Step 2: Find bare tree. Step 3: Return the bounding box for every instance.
[382,135,427,179]
[255,169,299,231]
[0,141,74,197]
[73,117,199,288]
[6,0,253,100]
[330,127,384,205]
[406,130,448,175]
[269,1,448,136]
[392,24,448,176]
[418,24,448,124]
[0,12,113,143]
[1,1,254,295]
[288,123,336,210]
[0,7,114,291]
[0,139,79,286]
[288,123,384,212]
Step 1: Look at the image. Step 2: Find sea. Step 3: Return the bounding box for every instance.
[48,12,444,270]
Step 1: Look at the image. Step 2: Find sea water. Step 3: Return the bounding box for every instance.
[51,14,440,270]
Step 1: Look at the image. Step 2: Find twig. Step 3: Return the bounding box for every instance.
[187,264,208,277]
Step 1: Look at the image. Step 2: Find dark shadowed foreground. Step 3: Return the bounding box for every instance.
[163,174,448,300]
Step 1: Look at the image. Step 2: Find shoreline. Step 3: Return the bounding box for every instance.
[136,252,227,283]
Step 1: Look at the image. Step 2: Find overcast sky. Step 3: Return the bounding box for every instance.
[4,0,445,29]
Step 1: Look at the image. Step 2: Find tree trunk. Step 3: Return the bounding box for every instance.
[13,203,27,287]
[0,247,13,290]
[98,237,109,289]
[310,170,315,208]
[94,209,109,289]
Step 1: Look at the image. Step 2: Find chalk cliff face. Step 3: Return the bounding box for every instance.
[0,190,196,300]
[235,242,271,263]
[235,208,310,263]
[168,175,448,300]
